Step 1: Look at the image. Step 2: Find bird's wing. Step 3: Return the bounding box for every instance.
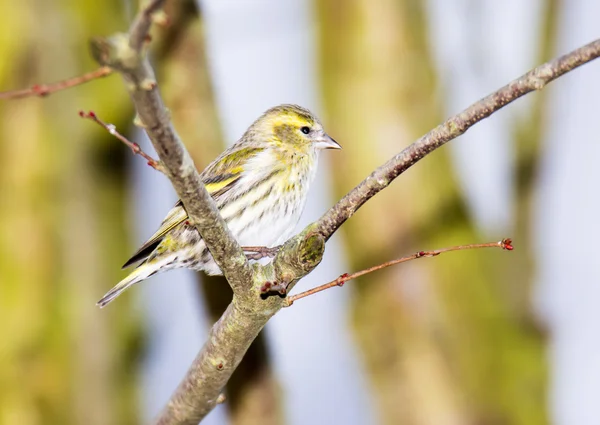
[121,200,188,268]
[200,145,266,198]
[122,146,264,268]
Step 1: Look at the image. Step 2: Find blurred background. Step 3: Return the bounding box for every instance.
[1,0,599,424]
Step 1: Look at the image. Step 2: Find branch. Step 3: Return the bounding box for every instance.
[0,66,111,100]
[154,230,325,425]
[313,38,600,241]
[148,37,600,425]
[84,4,600,422]
[285,238,514,306]
[79,110,165,173]
[89,0,253,294]
[129,0,169,52]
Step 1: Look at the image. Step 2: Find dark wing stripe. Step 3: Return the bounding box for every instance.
[222,171,281,222]
[121,240,162,269]
[203,173,238,184]
[121,201,187,269]
[217,168,284,208]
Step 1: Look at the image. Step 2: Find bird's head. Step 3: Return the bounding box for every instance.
[250,104,341,153]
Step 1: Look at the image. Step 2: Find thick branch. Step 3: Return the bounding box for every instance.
[89,1,252,294]
[156,299,271,425]
[314,38,600,240]
[155,230,325,425]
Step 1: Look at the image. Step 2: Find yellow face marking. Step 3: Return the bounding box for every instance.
[269,113,314,130]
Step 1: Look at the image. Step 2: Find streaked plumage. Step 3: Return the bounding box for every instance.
[97,104,340,307]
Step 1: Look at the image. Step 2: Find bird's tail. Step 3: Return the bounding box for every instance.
[97,258,171,308]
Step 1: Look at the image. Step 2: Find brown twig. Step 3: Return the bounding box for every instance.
[0,66,112,100]
[285,238,514,306]
[79,110,165,173]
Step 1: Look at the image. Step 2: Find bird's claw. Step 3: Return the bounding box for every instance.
[260,281,288,299]
[243,245,281,260]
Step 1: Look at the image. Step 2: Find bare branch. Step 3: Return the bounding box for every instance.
[152,300,270,425]
[89,0,253,294]
[0,67,112,100]
[154,230,325,425]
[285,238,514,306]
[129,0,168,52]
[79,110,165,173]
[150,38,600,425]
[83,4,600,422]
[313,39,600,241]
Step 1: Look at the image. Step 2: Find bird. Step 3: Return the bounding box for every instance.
[97,104,341,307]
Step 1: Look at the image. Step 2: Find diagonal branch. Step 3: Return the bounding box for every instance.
[285,238,514,306]
[153,231,325,425]
[79,110,165,173]
[89,0,253,294]
[150,36,600,425]
[82,4,600,423]
[313,38,600,241]
[0,66,112,100]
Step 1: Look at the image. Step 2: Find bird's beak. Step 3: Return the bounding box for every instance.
[316,133,342,150]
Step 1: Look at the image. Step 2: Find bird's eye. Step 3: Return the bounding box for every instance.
[300,126,310,135]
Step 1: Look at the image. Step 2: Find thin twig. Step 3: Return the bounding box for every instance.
[285,238,514,306]
[79,110,165,173]
[0,67,112,100]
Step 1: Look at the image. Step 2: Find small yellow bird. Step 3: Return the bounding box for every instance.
[98,104,340,307]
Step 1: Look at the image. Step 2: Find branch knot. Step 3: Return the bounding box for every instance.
[90,34,141,73]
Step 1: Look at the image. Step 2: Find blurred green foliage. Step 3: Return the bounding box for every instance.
[0,1,139,424]
[319,0,553,424]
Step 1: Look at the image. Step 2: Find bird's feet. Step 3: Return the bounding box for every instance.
[242,245,281,260]
[260,280,288,299]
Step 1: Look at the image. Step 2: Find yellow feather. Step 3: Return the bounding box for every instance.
[204,175,240,195]
[121,171,243,268]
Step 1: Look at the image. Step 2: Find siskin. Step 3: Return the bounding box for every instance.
[97,104,340,307]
